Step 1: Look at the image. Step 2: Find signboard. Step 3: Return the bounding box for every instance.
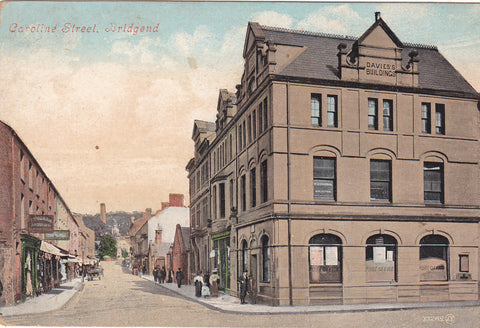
[325,246,338,265]
[29,215,54,233]
[310,246,324,266]
[45,230,70,240]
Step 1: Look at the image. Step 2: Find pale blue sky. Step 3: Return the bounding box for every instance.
[1,2,479,214]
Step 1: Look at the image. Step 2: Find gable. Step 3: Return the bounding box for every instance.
[359,25,399,48]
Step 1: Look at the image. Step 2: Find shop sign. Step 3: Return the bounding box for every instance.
[45,230,70,240]
[29,215,54,233]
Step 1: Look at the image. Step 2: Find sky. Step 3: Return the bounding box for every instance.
[1,2,479,214]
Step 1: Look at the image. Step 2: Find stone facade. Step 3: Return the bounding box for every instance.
[187,16,480,305]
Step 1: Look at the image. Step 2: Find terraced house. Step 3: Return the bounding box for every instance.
[187,13,480,306]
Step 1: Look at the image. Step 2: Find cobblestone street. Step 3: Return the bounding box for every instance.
[1,261,478,327]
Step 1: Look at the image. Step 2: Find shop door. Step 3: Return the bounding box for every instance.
[249,254,257,304]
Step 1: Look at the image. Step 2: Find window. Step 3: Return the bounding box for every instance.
[252,110,257,140]
[313,157,336,200]
[219,183,225,218]
[366,234,397,282]
[309,234,342,283]
[250,167,256,208]
[420,235,449,281]
[238,126,243,150]
[435,104,445,135]
[241,240,248,273]
[370,160,391,202]
[311,94,321,126]
[247,115,252,144]
[229,134,233,160]
[20,194,25,229]
[261,235,270,282]
[212,186,217,220]
[368,98,378,130]
[229,180,234,210]
[383,100,393,131]
[422,103,431,133]
[20,150,25,181]
[327,95,338,127]
[424,162,443,203]
[263,98,268,131]
[258,102,263,134]
[260,160,268,203]
[240,175,246,211]
[242,121,246,149]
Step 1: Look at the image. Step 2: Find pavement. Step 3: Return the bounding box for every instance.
[1,277,84,317]
[1,269,478,319]
[140,274,480,315]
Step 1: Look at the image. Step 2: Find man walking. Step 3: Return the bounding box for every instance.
[238,270,248,304]
[175,268,183,288]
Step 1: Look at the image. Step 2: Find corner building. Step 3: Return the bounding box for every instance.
[187,15,480,305]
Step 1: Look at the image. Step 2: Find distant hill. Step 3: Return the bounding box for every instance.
[82,211,143,241]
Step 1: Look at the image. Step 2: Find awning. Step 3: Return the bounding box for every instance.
[40,241,64,257]
[67,258,82,263]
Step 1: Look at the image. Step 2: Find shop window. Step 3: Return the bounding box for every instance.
[435,104,445,135]
[309,234,342,283]
[313,157,336,200]
[311,94,321,126]
[370,160,391,202]
[327,95,338,127]
[250,167,256,208]
[422,103,431,133]
[261,235,270,283]
[366,234,397,282]
[420,234,449,281]
[368,98,378,130]
[383,100,393,131]
[424,162,443,204]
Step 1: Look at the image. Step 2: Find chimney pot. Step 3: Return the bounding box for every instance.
[375,12,381,21]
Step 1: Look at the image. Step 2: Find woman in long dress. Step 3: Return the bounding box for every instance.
[194,272,203,297]
[209,270,220,297]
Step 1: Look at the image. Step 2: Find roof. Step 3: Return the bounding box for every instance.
[128,214,150,237]
[151,242,171,257]
[259,25,478,97]
[180,227,191,249]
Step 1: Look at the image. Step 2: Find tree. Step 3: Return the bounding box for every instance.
[98,235,117,259]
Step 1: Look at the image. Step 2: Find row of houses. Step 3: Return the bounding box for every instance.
[0,121,96,305]
[127,194,192,282]
[186,14,480,305]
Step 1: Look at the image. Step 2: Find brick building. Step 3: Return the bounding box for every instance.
[0,120,83,304]
[187,15,480,305]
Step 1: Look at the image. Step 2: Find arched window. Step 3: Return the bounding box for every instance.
[366,234,397,282]
[240,240,248,274]
[420,235,449,281]
[261,235,270,283]
[309,234,342,283]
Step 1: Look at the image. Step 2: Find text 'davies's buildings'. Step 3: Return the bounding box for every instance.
[186,13,480,306]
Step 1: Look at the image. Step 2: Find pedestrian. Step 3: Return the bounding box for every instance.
[209,269,220,297]
[0,277,3,315]
[153,267,159,283]
[175,268,183,288]
[160,266,166,283]
[238,270,249,304]
[167,269,173,283]
[201,271,210,298]
[193,272,203,297]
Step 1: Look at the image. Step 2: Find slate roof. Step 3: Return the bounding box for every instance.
[261,26,478,97]
[151,242,172,257]
[180,227,191,249]
[194,120,216,133]
[128,214,149,237]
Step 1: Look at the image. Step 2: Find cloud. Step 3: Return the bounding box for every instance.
[297,5,367,35]
[250,11,293,28]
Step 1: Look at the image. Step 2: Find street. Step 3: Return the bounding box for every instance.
[3,261,479,327]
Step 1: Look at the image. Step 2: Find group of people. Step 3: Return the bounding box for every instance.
[193,269,220,298]
[152,266,167,284]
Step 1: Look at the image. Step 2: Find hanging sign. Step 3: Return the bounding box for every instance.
[29,215,54,233]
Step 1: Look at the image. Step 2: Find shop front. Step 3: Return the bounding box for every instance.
[20,234,41,301]
[212,231,230,292]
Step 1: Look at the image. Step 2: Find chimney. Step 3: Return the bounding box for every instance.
[145,208,152,218]
[155,229,163,245]
[100,203,106,224]
[375,12,381,21]
[161,202,169,210]
[168,193,184,207]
